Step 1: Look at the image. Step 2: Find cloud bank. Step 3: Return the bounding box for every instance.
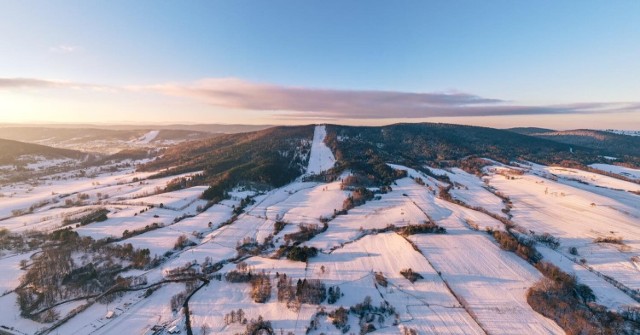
[2,77,638,120]
[144,78,639,119]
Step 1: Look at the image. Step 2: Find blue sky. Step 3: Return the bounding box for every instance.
[1,1,639,128]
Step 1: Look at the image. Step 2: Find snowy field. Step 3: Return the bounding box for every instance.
[538,164,640,193]
[424,166,508,218]
[1,126,639,334]
[488,165,640,295]
[408,217,564,335]
[589,163,640,181]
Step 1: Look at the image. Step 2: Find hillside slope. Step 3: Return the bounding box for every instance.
[0,138,87,165]
[324,123,609,181]
[0,127,215,154]
[140,125,314,200]
[508,128,640,157]
[140,123,626,199]
[1,124,639,334]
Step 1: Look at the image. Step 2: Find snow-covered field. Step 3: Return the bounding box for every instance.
[305,177,441,251]
[408,218,563,334]
[311,233,487,334]
[488,164,640,296]
[590,163,640,181]
[2,128,639,334]
[532,163,640,193]
[119,202,235,257]
[0,252,34,294]
[424,166,508,218]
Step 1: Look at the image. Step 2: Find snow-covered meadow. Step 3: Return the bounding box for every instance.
[1,125,639,335]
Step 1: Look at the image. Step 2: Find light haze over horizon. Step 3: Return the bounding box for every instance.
[1,1,639,129]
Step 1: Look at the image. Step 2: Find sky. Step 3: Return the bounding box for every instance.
[0,1,639,129]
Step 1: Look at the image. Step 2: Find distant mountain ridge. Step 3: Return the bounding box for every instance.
[506,127,556,135]
[0,123,274,133]
[0,127,213,143]
[0,127,216,154]
[604,129,640,137]
[508,128,640,157]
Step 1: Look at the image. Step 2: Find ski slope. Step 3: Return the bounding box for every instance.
[134,130,160,144]
[306,125,336,175]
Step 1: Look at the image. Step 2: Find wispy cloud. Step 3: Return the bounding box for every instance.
[0,78,60,89]
[49,44,82,54]
[141,78,640,119]
[0,78,113,91]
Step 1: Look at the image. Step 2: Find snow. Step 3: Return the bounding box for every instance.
[132,130,160,144]
[539,165,640,193]
[589,163,640,181]
[0,166,160,221]
[271,180,349,225]
[244,181,322,221]
[148,170,542,334]
[311,233,486,334]
[381,165,563,333]
[487,166,640,292]
[25,157,79,171]
[536,246,638,312]
[387,163,446,189]
[189,233,486,335]
[409,220,564,335]
[75,206,177,240]
[424,166,450,177]
[0,252,34,294]
[56,283,185,335]
[2,153,639,334]
[115,186,209,211]
[430,166,508,218]
[119,202,236,257]
[0,293,51,334]
[0,168,202,234]
[306,125,335,174]
[605,129,640,137]
[305,173,470,251]
[189,259,313,334]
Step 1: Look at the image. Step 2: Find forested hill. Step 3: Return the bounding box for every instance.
[326,122,603,167]
[508,128,640,157]
[139,125,314,201]
[134,122,639,200]
[0,138,87,165]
